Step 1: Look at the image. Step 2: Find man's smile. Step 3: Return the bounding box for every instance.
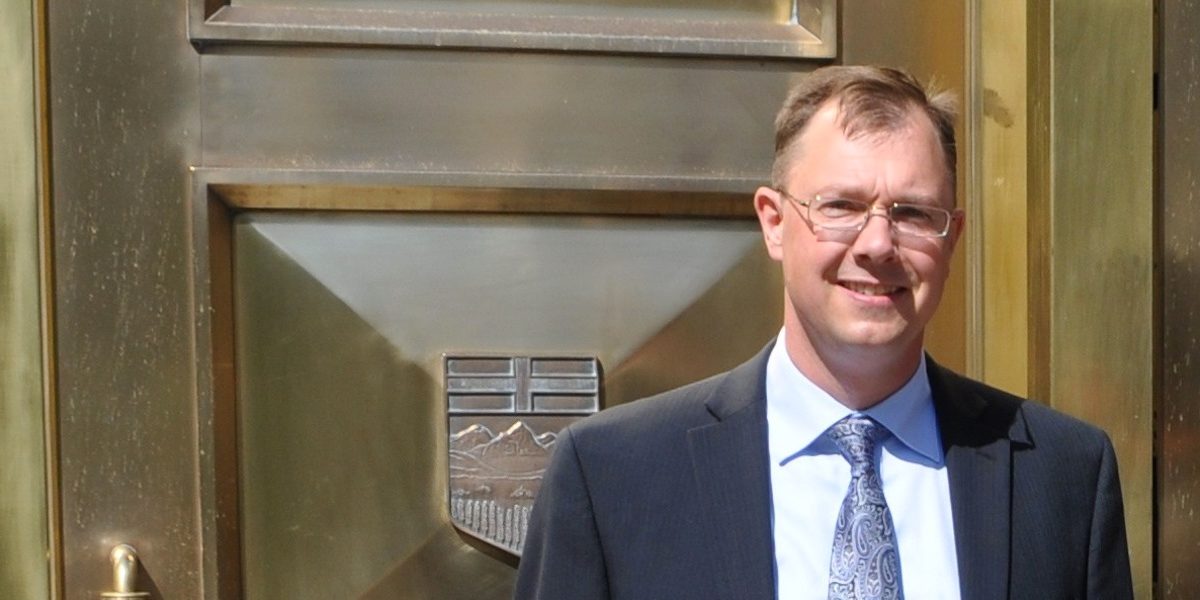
[837,280,905,297]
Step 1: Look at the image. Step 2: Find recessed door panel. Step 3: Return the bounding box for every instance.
[233,211,780,598]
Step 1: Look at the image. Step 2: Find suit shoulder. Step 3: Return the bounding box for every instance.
[943,368,1113,452]
[571,372,724,438]
[1018,397,1115,456]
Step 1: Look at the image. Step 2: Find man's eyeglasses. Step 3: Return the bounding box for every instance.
[776,189,956,239]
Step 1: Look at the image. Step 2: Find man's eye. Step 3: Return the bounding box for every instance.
[817,199,864,216]
[892,205,935,224]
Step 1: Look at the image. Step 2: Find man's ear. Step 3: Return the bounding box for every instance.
[754,186,785,261]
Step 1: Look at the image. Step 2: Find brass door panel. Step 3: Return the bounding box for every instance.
[199,47,806,178]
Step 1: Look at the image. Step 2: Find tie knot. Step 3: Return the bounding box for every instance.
[828,415,886,471]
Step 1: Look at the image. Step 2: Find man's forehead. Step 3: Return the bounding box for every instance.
[784,102,952,183]
[828,99,932,143]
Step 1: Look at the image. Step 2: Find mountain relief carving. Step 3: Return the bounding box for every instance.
[449,420,561,554]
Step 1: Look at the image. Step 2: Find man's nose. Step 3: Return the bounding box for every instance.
[850,209,898,259]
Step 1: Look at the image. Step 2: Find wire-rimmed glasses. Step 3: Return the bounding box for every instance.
[777,189,956,239]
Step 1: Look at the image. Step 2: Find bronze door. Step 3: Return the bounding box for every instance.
[45,0,968,597]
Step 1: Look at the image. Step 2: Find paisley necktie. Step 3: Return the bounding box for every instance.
[827,414,903,600]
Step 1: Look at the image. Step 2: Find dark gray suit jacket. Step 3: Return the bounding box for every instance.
[514,344,1134,599]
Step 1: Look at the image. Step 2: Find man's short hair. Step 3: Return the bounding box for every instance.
[771,65,958,191]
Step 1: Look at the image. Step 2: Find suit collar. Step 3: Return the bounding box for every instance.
[702,342,772,421]
[687,343,776,598]
[928,356,1026,600]
[766,340,943,466]
[928,354,1030,447]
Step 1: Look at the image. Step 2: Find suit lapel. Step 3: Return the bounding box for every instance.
[687,346,777,599]
[944,426,1010,600]
[929,359,1026,600]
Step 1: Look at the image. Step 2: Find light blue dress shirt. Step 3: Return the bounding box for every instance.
[766,334,961,599]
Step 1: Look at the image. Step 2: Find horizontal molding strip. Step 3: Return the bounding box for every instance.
[190,3,837,59]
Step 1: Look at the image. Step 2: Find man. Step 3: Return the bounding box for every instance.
[514,66,1133,599]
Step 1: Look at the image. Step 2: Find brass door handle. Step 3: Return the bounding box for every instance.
[100,544,150,599]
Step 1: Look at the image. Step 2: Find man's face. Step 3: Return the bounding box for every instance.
[755,101,962,364]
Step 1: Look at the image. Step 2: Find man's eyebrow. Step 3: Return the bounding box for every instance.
[893,193,943,205]
[814,185,871,199]
[817,187,943,205]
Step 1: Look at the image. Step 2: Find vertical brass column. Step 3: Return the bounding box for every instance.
[1159,1,1200,597]
[0,0,51,597]
[974,0,1029,395]
[1027,1,1154,597]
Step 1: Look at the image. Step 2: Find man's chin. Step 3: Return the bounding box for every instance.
[833,325,922,355]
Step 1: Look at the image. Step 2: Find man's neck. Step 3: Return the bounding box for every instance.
[781,326,923,411]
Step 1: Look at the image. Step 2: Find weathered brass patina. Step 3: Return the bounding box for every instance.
[1159,1,1200,598]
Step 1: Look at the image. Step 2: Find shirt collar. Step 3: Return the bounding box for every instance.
[765,330,943,466]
